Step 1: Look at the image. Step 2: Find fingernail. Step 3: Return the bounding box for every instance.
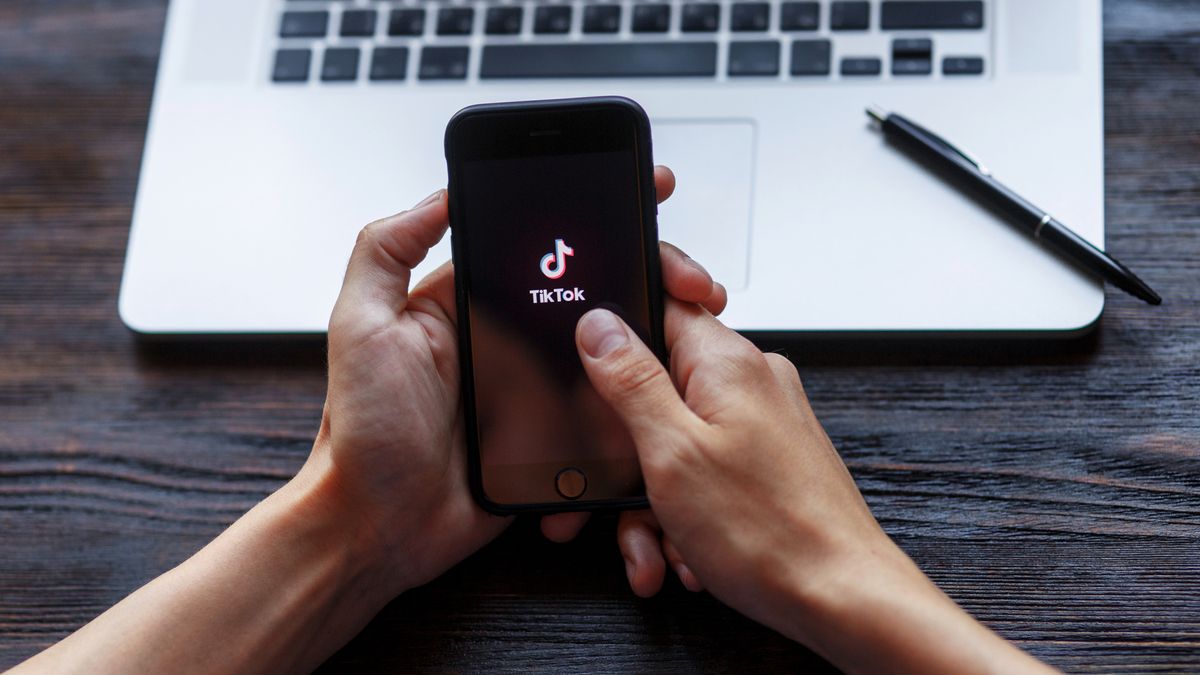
[668,244,712,280]
[675,563,701,592]
[684,255,712,280]
[579,309,628,358]
[412,189,444,210]
[624,557,635,584]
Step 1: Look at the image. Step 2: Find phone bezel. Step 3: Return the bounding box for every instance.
[444,96,665,516]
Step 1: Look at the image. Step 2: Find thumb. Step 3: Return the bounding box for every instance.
[576,309,699,454]
[331,189,447,330]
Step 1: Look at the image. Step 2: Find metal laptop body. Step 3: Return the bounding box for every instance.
[120,0,1104,334]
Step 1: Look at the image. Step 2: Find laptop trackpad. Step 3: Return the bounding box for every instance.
[652,120,755,291]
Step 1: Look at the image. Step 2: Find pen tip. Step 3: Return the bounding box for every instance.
[866,106,888,124]
[1128,278,1162,305]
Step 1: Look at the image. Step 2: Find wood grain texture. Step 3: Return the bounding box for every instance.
[1,0,1198,671]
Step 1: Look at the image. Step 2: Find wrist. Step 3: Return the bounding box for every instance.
[777,533,933,662]
[781,534,1037,675]
[282,444,403,599]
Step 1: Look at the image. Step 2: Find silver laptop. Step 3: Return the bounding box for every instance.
[119,0,1104,334]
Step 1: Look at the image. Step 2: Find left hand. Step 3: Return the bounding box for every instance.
[303,166,726,597]
[7,166,727,675]
[543,507,704,597]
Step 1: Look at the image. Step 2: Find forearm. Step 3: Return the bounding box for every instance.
[786,541,1054,675]
[15,455,391,675]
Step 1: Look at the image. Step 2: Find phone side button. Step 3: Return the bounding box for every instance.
[555,467,588,500]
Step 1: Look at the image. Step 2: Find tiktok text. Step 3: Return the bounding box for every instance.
[529,287,586,304]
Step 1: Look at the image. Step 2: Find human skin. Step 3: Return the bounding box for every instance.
[569,301,1056,674]
[12,165,1050,674]
[11,167,724,675]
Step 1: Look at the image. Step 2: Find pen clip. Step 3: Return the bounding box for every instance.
[904,118,992,176]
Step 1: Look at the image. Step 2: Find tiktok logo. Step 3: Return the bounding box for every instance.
[530,238,585,305]
[539,238,574,280]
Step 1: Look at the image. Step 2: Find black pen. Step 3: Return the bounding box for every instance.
[866,107,1161,306]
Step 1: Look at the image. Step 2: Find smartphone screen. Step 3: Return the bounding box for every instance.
[446,98,662,512]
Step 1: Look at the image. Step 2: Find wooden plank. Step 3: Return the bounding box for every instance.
[1,0,1198,670]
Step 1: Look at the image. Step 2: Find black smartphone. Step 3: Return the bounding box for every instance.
[444,96,665,515]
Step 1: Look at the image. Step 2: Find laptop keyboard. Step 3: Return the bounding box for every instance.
[271,0,988,83]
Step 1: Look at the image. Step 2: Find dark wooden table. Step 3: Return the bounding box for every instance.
[2,1,1198,671]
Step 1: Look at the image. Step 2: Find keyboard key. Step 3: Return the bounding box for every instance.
[841,56,881,76]
[728,41,780,76]
[632,4,670,33]
[790,39,831,75]
[882,1,983,29]
[486,6,523,35]
[891,37,931,75]
[681,3,720,32]
[272,48,311,82]
[893,37,932,54]
[437,8,474,35]
[893,58,931,75]
[389,9,426,36]
[535,5,572,34]
[830,1,869,30]
[419,46,470,79]
[730,3,769,31]
[480,43,718,78]
[340,9,377,37]
[583,5,621,33]
[280,11,329,38]
[322,47,360,81]
[370,46,410,80]
[780,2,819,31]
[943,55,984,74]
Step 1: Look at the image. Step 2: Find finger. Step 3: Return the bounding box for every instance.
[662,536,703,592]
[576,309,702,455]
[408,259,457,325]
[659,242,728,316]
[653,165,676,204]
[617,511,667,598]
[331,190,447,327]
[653,168,726,315]
[540,512,591,543]
[660,298,772,419]
[659,241,717,306]
[764,352,800,388]
[704,282,728,317]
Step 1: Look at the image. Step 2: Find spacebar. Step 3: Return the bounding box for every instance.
[480,43,718,78]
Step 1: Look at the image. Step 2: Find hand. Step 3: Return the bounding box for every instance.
[570,304,1053,673]
[12,167,732,675]
[575,302,886,609]
[304,166,727,597]
[539,249,728,587]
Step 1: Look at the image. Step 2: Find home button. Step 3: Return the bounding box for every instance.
[555,467,587,500]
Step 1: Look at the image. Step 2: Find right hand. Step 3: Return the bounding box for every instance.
[573,306,1055,674]
[573,301,914,644]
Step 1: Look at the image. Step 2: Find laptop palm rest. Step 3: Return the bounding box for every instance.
[652,120,755,292]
